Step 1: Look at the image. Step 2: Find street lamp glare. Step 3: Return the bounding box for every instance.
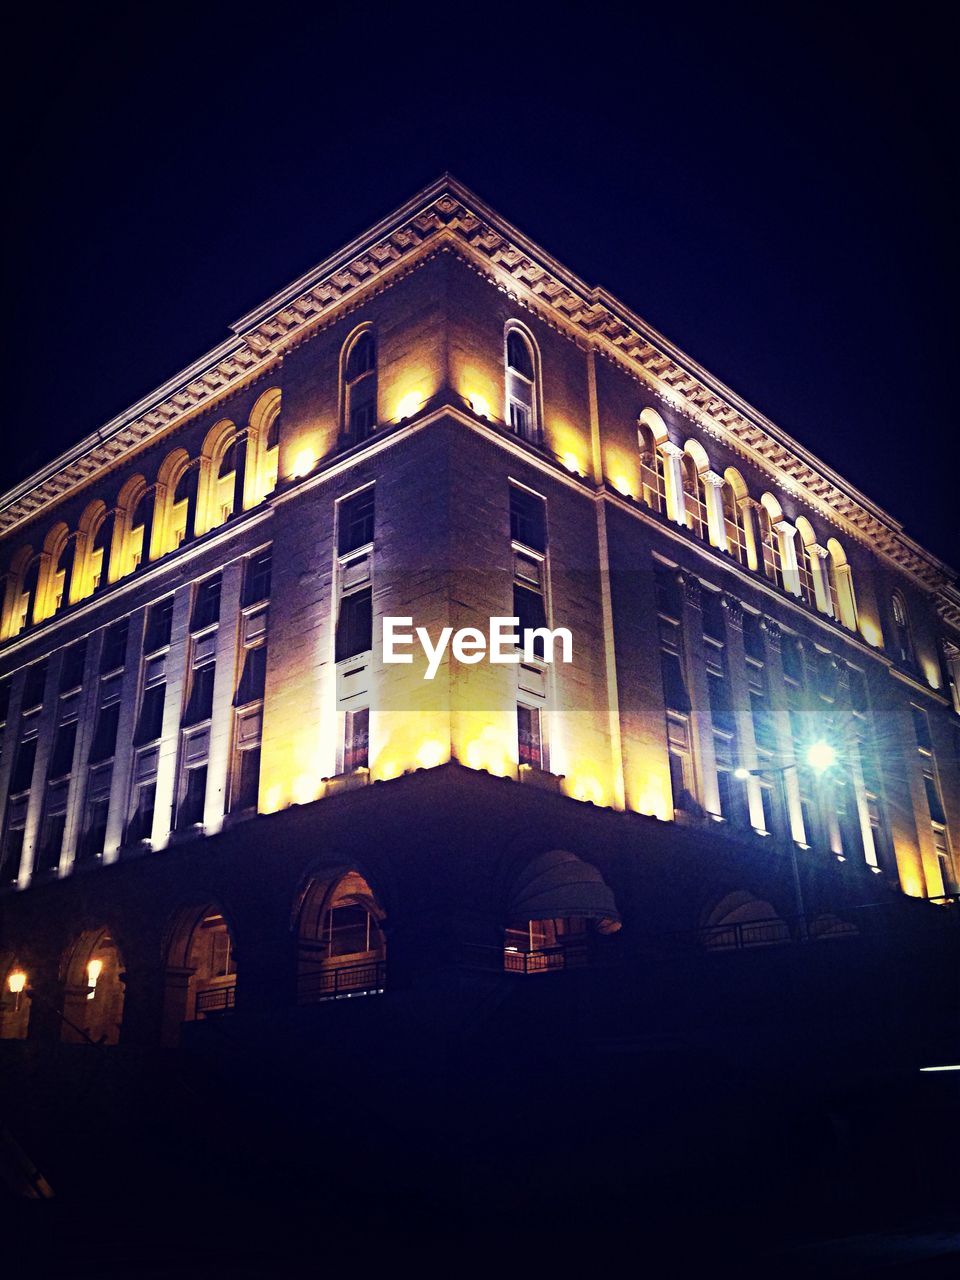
[806,740,836,774]
[733,766,751,781]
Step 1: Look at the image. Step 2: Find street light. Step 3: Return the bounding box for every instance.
[732,747,836,942]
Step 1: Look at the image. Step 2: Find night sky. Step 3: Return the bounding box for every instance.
[6,9,956,566]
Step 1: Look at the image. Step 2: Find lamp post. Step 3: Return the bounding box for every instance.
[735,740,837,943]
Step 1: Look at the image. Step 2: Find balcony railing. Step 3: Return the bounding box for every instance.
[195,981,236,1017]
[463,941,600,975]
[299,958,386,1002]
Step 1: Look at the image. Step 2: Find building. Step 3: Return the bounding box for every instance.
[1,177,957,1252]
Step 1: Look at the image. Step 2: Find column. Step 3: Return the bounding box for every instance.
[104,609,147,862]
[18,655,61,887]
[659,442,686,527]
[739,499,760,572]
[678,572,720,817]
[703,471,727,549]
[61,630,105,872]
[835,664,878,868]
[776,521,802,597]
[760,618,807,844]
[204,559,244,832]
[810,544,833,616]
[721,594,767,832]
[151,585,193,850]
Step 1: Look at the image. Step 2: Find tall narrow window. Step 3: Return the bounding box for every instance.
[517,703,543,769]
[335,588,373,662]
[638,423,666,514]
[343,330,377,443]
[505,326,540,444]
[891,592,914,666]
[681,455,707,539]
[758,507,784,588]
[338,489,375,555]
[343,707,369,772]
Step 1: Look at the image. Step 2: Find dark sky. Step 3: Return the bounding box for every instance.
[5,8,956,567]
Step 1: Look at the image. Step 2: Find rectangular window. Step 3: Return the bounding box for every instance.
[509,487,546,552]
[0,677,11,726]
[127,780,156,845]
[38,808,67,874]
[660,651,690,716]
[10,737,38,795]
[22,663,47,711]
[90,700,121,762]
[780,634,804,684]
[101,620,129,674]
[183,660,216,727]
[517,703,543,770]
[848,666,868,715]
[338,489,375,555]
[48,720,78,780]
[60,641,87,692]
[742,612,764,662]
[178,765,207,829]
[80,793,110,862]
[144,597,174,652]
[343,707,369,772]
[235,645,267,707]
[350,398,377,442]
[701,590,725,642]
[513,584,548,655]
[509,400,531,440]
[335,588,373,662]
[192,576,222,631]
[232,743,261,812]
[243,549,272,606]
[135,683,166,745]
[1,823,26,883]
[912,706,934,755]
[708,672,735,734]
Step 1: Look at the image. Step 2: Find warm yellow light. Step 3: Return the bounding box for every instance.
[416,740,447,770]
[922,660,941,689]
[290,449,316,479]
[7,971,26,995]
[806,740,836,774]
[467,392,491,418]
[396,391,422,421]
[86,958,103,998]
[262,784,285,815]
[613,476,634,497]
[859,619,883,648]
[562,453,583,476]
[570,776,603,805]
[293,773,322,805]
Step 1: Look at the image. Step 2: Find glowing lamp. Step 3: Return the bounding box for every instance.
[395,392,422,421]
[7,971,26,995]
[805,740,836,774]
[290,449,316,479]
[87,958,103,998]
[733,766,751,781]
[467,392,491,419]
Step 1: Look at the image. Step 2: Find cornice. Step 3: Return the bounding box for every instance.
[2,176,954,612]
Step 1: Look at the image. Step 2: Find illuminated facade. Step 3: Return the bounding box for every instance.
[1,174,958,1061]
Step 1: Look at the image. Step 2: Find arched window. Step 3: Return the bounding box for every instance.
[701,891,790,950]
[503,850,620,974]
[757,497,784,588]
[891,591,914,665]
[342,329,378,443]
[826,539,858,630]
[60,927,125,1045]
[128,485,155,572]
[637,418,667,514]
[721,476,748,564]
[504,324,541,444]
[249,387,281,503]
[794,518,818,607]
[16,555,41,635]
[681,453,707,539]
[161,904,237,1045]
[297,870,386,1002]
[171,463,200,547]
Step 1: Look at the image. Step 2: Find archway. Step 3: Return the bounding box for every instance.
[297,870,386,1002]
[503,849,621,973]
[161,904,237,1044]
[701,891,789,950]
[61,928,126,1044]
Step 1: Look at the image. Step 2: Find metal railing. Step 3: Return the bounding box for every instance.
[463,941,599,975]
[195,982,236,1017]
[299,958,386,1002]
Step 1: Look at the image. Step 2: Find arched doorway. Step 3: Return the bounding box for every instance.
[503,850,621,974]
[161,905,237,1045]
[61,928,125,1044]
[297,870,386,1002]
[701,891,790,950]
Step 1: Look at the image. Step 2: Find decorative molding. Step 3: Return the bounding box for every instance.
[720,594,744,630]
[1,176,954,616]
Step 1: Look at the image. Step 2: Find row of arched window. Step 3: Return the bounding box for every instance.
[636,408,859,630]
[1,389,280,642]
